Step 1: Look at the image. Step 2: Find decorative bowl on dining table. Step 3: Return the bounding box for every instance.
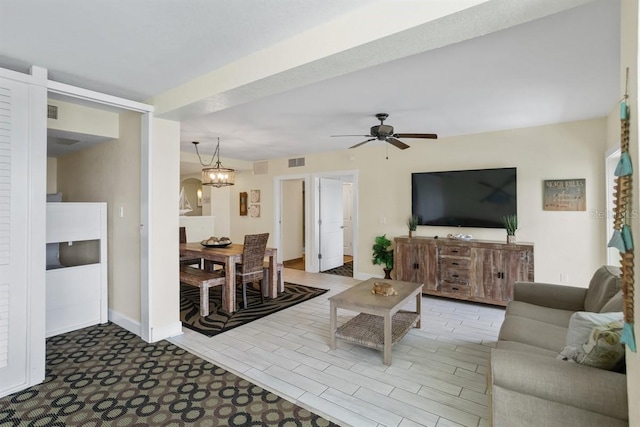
[200,236,232,248]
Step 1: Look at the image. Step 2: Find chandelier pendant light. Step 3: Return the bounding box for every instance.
[192,138,235,188]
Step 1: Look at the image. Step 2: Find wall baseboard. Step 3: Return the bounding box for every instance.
[108,310,182,342]
[108,309,141,336]
[150,322,183,343]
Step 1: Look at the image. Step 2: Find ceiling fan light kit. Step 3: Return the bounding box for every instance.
[332,113,438,150]
[192,139,236,188]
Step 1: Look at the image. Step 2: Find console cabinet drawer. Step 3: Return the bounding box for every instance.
[440,268,470,283]
[439,257,471,270]
[440,281,471,296]
[439,246,471,257]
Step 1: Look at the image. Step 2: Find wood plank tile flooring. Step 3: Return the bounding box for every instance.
[169,268,505,427]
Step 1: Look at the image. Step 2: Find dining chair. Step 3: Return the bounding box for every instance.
[236,233,269,309]
[179,226,202,268]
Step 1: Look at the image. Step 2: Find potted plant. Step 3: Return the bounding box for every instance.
[406,215,419,237]
[502,214,518,243]
[372,234,394,279]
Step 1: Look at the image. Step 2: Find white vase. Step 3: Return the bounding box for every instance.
[507,235,516,244]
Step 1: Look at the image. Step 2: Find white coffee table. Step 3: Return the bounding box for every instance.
[329,278,423,365]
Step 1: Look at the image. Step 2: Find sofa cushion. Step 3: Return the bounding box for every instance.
[505,301,574,327]
[498,315,568,352]
[584,266,621,312]
[600,290,623,313]
[495,340,559,358]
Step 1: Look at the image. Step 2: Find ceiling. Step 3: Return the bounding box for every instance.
[0,0,620,163]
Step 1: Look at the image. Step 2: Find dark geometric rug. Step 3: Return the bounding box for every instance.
[322,261,353,278]
[0,322,337,426]
[181,282,328,337]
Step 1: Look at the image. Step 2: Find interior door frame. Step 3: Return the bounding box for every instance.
[46,80,155,341]
[312,170,358,275]
[274,173,311,269]
[274,170,358,274]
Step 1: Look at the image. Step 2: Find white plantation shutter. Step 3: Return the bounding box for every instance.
[0,68,46,398]
[0,85,10,368]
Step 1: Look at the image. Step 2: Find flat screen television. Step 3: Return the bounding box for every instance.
[411,167,517,228]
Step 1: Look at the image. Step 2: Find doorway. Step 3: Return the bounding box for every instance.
[274,170,358,276]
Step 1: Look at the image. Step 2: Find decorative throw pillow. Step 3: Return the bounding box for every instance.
[558,311,623,362]
[576,321,625,370]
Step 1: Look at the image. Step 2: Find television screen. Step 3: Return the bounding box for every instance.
[411,167,517,228]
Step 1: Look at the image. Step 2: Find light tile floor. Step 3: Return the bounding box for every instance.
[169,269,506,427]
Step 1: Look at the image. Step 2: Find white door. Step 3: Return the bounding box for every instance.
[342,183,353,256]
[0,76,38,396]
[319,177,343,271]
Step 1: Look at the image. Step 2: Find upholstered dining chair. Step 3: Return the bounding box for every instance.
[179,226,202,268]
[236,233,269,309]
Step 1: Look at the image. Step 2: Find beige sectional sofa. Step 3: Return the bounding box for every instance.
[489,265,628,427]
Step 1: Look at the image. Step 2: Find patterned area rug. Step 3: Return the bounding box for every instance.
[322,261,353,277]
[0,323,337,426]
[181,282,328,337]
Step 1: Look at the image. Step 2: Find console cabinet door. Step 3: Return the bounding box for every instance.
[472,248,503,301]
[395,241,436,290]
[501,249,534,302]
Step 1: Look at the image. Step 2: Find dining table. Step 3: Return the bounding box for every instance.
[179,242,279,313]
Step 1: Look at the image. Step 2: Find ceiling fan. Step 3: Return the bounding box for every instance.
[332,113,438,150]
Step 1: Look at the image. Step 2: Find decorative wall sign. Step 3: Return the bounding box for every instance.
[249,204,260,218]
[239,192,248,216]
[250,189,261,203]
[543,179,586,211]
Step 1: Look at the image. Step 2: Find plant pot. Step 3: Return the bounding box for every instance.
[383,268,392,279]
[409,230,415,238]
[507,235,516,244]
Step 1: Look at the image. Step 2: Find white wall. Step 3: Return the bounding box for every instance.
[147,117,181,340]
[179,216,216,242]
[209,185,231,238]
[228,117,608,286]
[47,99,118,138]
[282,179,304,261]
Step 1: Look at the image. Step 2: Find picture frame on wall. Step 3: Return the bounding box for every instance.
[239,192,248,216]
[249,204,260,218]
[543,179,586,211]
[250,189,261,203]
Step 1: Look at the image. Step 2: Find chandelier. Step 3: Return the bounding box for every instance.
[192,138,235,188]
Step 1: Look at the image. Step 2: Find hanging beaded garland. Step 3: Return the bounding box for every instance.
[608,67,636,352]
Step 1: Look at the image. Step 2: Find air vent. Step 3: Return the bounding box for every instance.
[253,161,268,175]
[288,157,305,168]
[47,105,58,119]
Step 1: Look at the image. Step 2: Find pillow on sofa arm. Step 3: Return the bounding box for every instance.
[577,321,625,371]
[558,311,624,369]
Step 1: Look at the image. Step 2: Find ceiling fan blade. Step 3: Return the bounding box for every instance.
[331,134,372,138]
[387,137,410,150]
[394,133,438,139]
[349,138,376,149]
